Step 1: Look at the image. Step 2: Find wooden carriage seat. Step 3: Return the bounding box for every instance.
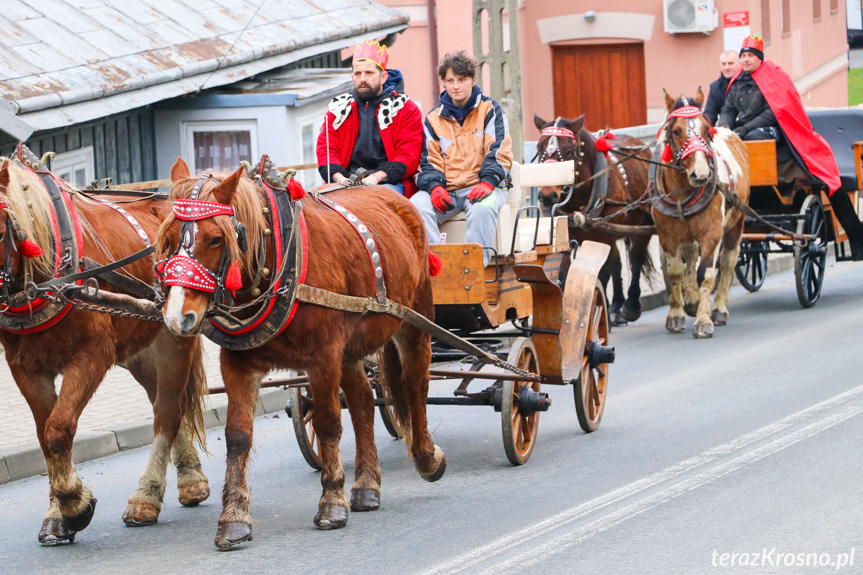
[436,160,572,259]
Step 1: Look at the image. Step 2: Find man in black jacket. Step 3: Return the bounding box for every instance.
[718,41,790,161]
[703,51,739,126]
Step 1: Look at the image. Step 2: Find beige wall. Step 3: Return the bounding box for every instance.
[378,0,849,138]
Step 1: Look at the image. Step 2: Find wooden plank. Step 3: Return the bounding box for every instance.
[68,129,80,151]
[105,120,117,182]
[560,241,611,384]
[116,115,131,184]
[553,215,569,252]
[140,110,157,181]
[93,123,106,179]
[53,132,67,154]
[129,113,143,184]
[854,141,863,191]
[743,140,777,186]
[430,244,485,305]
[513,264,563,381]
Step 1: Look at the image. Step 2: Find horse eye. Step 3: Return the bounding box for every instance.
[209,236,223,247]
[673,128,683,137]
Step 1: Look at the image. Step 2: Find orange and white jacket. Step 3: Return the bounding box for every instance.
[417,93,513,192]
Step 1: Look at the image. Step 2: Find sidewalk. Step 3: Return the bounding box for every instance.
[0,339,291,485]
[0,243,799,485]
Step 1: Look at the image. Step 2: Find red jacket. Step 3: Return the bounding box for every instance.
[316,92,423,197]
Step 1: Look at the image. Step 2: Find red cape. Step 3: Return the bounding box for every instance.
[728,61,841,193]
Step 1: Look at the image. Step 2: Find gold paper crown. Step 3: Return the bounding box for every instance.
[354,40,389,70]
[741,34,764,53]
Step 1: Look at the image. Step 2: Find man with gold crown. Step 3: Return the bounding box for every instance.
[719,34,863,259]
[316,39,423,196]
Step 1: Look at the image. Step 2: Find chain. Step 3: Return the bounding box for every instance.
[493,358,542,381]
[34,287,166,323]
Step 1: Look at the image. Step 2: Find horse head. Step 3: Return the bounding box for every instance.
[157,158,266,336]
[0,159,56,293]
[533,113,595,216]
[662,88,714,188]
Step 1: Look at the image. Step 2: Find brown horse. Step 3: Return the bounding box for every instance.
[656,89,750,338]
[156,159,445,550]
[0,158,209,545]
[533,114,655,325]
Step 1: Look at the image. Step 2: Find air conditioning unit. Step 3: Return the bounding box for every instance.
[664,0,719,35]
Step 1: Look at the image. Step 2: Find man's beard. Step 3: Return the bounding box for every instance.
[356,84,382,101]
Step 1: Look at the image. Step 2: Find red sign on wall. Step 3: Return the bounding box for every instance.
[724,11,750,27]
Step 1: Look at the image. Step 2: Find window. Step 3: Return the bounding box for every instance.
[814,0,821,21]
[761,0,771,44]
[182,120,257,172]
[52,146,94,188]
[782,0,791,34]
[298,117,322,189]
[831,0,839,13]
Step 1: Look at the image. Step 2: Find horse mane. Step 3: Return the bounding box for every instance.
[0,160,59,277]
[155,170,267,275]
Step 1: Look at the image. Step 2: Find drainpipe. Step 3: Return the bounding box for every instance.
[428,0,440,106]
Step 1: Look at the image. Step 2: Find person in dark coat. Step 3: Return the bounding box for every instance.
[703,50,740,126]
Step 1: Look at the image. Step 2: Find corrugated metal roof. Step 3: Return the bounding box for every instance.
[0,0,408,136]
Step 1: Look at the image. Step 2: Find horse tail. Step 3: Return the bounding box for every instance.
[624,235,658,287]
[376,341,414,453]
[184,339,209,452]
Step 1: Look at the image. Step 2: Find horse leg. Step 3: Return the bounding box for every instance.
[7,364,75,545]
[172,340,210,507]
[693,236,721,339]
[713,216,745,325]
[664,248,687,333]
[341,361,381,512]
[43,354,111,533]
[214,352,264,550]
[681,243,701,317]
[308,357,351,530]
[602,244,627,327]
[122,335,206,526]
[389,323,446,481]
[622,235,652,322]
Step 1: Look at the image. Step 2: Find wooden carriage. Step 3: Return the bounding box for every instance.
[734,109,863,307]
[287,160,615,467]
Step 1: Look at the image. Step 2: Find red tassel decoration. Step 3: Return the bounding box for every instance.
[605,131,617,140]
[428,252,443,277]
[288,177,306,201]
[709,126,717,137]
[595,136,613,154]
[661,144,673,163]
[225,261,242,296]
[19,239,43,259]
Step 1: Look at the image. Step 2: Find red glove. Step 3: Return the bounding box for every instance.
[431,186,454,213]
[468,181,493,204]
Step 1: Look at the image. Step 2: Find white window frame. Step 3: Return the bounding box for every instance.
[297,111,324,188]
[52,146,94,188]
[181,119,258,173]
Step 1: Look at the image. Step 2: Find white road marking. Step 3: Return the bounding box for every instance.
[419,384,863,575]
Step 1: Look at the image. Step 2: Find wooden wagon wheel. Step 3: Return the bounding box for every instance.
[574,282,611,433]
[286,386,323,470]
[372,381,401,439]
[794,194,828,308]
[501,337,541,466]
[735,240,768,292]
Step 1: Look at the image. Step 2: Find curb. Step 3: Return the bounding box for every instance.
[0,387,289,485]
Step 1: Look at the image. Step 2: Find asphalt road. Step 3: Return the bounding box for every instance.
[2,259,863,574]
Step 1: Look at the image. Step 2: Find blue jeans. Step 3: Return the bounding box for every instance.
[382,183,405,195]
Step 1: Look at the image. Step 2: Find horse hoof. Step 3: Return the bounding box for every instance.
[421,446,447,483]
[665,316,686,333]
[350,488,381,512]
[60,497,97,533]
[609,312,628,327]
[179,481,211,507]
[711,310,728,326]
[214,522,253,551]
[683,302,698,317]
[39,517,76,546]
[122,505,159,527]
[693,323,714,339]
[314,503,349,530]
[621,305,642,322]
